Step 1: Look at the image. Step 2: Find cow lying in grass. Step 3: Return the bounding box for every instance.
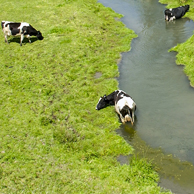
[1,21,44,46]
[96,90,136,125]
[164,5,190,21]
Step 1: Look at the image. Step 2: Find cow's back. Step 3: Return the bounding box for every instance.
[173,5,189,18]
[116,96,135,110]
[173,7,186,18]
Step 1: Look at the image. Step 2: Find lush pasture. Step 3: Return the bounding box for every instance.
[0,0,171,193]
[160,0,194,87]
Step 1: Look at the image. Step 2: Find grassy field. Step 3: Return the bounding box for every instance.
[159,0,194,87]
[0,0,172,193]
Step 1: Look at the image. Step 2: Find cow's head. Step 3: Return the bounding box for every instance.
[164,9,174,21]
[96,95,109,110]
[36,31,44,40]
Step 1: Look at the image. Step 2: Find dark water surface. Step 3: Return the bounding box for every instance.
[98,0,194,193]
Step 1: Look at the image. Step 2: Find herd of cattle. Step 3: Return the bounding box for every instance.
[1,4,190,125]
[96,4,190,125]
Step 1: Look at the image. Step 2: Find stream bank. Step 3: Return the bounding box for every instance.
[98,0,194,193]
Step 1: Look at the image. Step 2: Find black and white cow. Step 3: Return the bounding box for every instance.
[164,5,190,21]
[96,90,136,125]
[1,21,44,46]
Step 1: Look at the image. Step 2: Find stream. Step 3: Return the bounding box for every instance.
[98,0,194,193]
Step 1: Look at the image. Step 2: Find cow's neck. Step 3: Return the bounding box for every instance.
[106,90,119,103]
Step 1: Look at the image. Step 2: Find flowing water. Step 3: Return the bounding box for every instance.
[98,0,194,193]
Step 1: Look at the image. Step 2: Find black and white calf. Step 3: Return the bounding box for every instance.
[96,90,136,125]
[164,5,190,21]
[1,21,44,46]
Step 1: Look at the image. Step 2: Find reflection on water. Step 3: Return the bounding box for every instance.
[117,124,194,193]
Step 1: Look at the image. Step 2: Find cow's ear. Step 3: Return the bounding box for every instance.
[104,95,108,100]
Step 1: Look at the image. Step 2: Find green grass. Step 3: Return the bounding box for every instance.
[0,0,171,193]
[159,0,194,87]
[169,35,194,87]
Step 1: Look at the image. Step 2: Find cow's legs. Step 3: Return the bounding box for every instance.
[131,110,135,125]
[120,115,125,124]
[115,105,125,124]
[20,34,24,46]
[118,112,125,124]
[4,35,9,44]
[26,35,31,43]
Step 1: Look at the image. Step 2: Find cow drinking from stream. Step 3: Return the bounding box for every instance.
[164,5,190,21]
[1,21,44,46]
[96,90,136,125]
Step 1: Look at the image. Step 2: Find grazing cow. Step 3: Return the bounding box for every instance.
[164,5,190,21]
[1,21,44,46]
[96,90,136,125]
